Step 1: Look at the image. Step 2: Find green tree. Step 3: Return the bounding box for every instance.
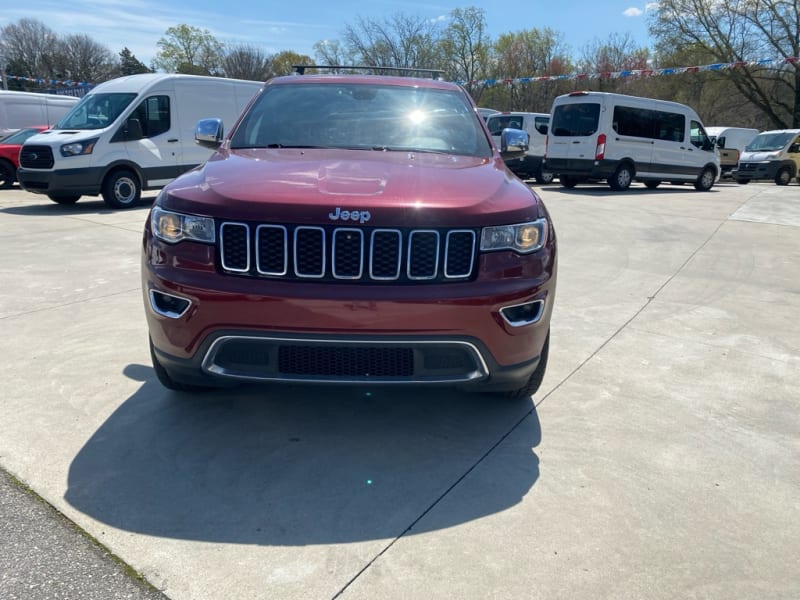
[268,51,314,77]
[152,24,224,75]
[119,47,151,76]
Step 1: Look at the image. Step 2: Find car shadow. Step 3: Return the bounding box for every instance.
[64,367,542,546]
[0,194,155,216]
[542,183,719,197]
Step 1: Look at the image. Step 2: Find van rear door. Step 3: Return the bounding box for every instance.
[547,99,602,165]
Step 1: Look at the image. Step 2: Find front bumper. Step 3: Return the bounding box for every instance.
[142,228,556,390]
[17,166,104,196]
[733,160,784,182]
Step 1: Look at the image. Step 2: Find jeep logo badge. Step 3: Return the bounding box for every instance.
[329,207,371,224]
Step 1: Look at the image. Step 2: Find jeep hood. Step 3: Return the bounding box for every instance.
[164,148,543,227]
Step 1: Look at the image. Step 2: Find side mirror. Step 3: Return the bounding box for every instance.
[195,118,224,149]
[500,128,529,159]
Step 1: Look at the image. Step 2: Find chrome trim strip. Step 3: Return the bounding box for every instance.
[294,226,326,278]
[255,224,288,276]
[407,230,440,280]
[148,289,192,319]
[500,299,545,327]
[220,222,250,273]
[201,335,490,384]
[444,229,476,279]
[369,229,402,281]
[332,228,364,279]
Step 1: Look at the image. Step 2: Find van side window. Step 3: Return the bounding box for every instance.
[534,116,549,135]
[130,95,170,138]
[551,103,600,137]
[690,120,710,149]
[612,105,685,142]
[487,116,522,136]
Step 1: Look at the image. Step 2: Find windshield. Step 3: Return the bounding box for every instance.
[230,83,492,158]
[54,93,137,130]
[745,131,794,152]
[1,127,44,145]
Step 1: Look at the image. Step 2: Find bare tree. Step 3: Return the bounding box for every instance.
[313,39,355,68]
[222,43,272,81]
[577,32,650,93]
[342,13,443,71]
[0,18,59,84]
[649,0,800,128]
[152,24,225,75]
[52,34,118,84]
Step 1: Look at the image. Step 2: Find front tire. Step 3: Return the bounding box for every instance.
[0,159,15,189]
[775,167,792,186]
[694,166,716,191]
[47,193,80,204]
[644,180,661,189]
[609,163,633,191]
[501,332,549,400]
[102,169,141,209]
[535,168,555,185]
[560,175,579,188]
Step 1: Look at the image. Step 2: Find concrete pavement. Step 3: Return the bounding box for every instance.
[0,181,798,599]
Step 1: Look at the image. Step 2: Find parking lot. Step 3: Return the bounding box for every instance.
[1,180,798,599]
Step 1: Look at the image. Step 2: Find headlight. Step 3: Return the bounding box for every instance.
[60,138,98,157]
[151,206,215,244]
[481,219,548,254]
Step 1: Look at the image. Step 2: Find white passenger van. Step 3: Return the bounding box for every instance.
[486,111,553,183]
[0,91,79,137]
[17,73,263,208]
[706,126,759,178]
[734,129,800,185]
[545,91,719,191]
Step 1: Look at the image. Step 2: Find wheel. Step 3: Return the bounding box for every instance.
[102,169,141,208]
[736,178,749,185]
[0,159,15,189]
[47,193,80,204]
[694,166,715,191]
[608,163,633,191]
[775,167,791,186]
[644,180,661,189]
[501,332,549,400]
[535,169,555,185]
[560,175,578,188]
[149,337,208,392]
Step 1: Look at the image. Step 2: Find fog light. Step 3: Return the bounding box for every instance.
[149,290,191,318]
[500,300,544,327]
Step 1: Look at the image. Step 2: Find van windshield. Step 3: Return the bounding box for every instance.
[551,103,600,136]
[54,93,137,130]
[230,83,492,158]
[745,131,795,152]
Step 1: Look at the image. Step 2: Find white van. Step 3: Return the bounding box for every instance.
[486,111,553,183]
[545,91,719,191]
[734,129,800,185]
[706,126,759,178]
[17,73,263,208]
[0,91,79,137]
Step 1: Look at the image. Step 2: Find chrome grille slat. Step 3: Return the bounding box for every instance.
[219,222,475,282]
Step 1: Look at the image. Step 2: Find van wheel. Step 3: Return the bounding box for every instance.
[535,169,555,184]
[775,167,792,186]
[609,164,633,191]
[0,159,15,189]
[500,331,549,400]
[47,193,80,204]
[560,175,578,188]
[644,180,661,189]
[694,167,716,191]
[103,169,141,209]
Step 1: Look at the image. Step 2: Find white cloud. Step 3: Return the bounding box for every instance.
[624,7,644,17]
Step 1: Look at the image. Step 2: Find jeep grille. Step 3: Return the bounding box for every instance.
[219,222,477,283]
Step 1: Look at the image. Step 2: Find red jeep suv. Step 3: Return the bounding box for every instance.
[142,69,557,398]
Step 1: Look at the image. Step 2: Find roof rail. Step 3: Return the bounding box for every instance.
[292,65,444,79]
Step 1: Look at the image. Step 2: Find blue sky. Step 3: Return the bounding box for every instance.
[3,1,657,71]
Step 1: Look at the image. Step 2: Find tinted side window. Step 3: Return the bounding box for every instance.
[690,120,710,149]
[612,106,685,142]
[551,103,600,137]
[534,116,549,135]
[131,95,170,138]
[486,116,523,136]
